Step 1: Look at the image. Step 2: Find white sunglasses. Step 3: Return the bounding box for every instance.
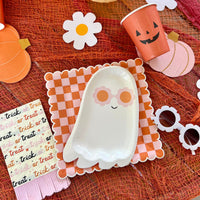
[152,106,200,155]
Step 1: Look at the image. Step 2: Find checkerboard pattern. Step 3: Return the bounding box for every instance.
[45,58,164,178]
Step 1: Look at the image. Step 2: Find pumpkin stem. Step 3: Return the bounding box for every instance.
[19,39,31,50]
[168,31,179,42]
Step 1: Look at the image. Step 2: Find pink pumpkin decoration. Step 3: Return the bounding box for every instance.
[146,31,195,77]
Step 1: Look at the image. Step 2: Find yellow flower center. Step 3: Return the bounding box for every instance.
[76,24,88,36]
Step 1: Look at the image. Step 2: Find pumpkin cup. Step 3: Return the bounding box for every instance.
[146,31,195,77]
[121,4,169,62]
[0,25,31,83]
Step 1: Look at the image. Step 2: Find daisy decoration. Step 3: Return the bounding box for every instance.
[63,12,102,50]
[146,0,177,11]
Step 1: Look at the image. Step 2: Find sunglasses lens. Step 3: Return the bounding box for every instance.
[94,87,112,106]
[97,90,109,102]
[117,88,134,107]
[184,128,199,145]
[159,110,176,127]
[120,91,132,104]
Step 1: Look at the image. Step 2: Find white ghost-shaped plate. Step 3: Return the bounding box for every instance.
[63,66,139,170]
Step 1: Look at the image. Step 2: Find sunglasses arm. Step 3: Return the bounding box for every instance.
[186,139,196,155]
[177,124,184,131]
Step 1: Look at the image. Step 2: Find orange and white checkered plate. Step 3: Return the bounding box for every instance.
[45,58,164,178]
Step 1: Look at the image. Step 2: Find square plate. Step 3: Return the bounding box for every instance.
[44,58,164,178]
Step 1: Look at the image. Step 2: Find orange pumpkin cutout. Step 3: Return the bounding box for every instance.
[0,24,31,83]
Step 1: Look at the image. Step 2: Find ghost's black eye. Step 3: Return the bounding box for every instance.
[136,30,141,36]
[153,22,158,28]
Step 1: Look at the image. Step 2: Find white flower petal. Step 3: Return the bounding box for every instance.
[73,38,86,50]
[84,12,96,23]
[146,0,177,11]
[85,34,98,47]
[63,31,75,43]
[197,80,200,88]
[73,11,84,21]
[156,3,165,11]
[90,22,102,34]
[63,20,75,31]
[166,0,177,9]
[198,92,200,100]
[146,0,156,4]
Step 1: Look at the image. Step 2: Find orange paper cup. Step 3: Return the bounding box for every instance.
[121,4,169,62]
[0,0,5,30]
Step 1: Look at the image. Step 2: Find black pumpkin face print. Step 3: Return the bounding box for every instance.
[136,22,160,45]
